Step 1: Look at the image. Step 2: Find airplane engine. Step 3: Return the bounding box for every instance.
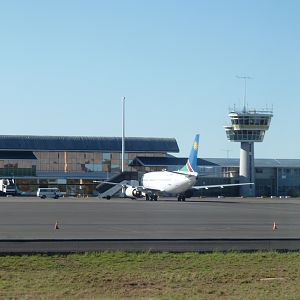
[125,186,142,198]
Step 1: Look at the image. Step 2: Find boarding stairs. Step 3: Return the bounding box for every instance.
[96,171,139,198]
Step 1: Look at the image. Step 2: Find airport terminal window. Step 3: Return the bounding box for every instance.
[119,153,129,160]
[56,164,64,172]
[111,153,120,160]
[103,153,111,161]
[41,158,49,164]
[77,153,85,162]
[83,164,93,172]
[49,152,59,159]
[22,161,32,168]
[93,163,102,171]
[40,164,49,171]
[49,163,59,172]
[77,163,83,172]
[5,161,18,168]
[94,152,102,163]
[38,152,49,160]
[129,153,137,159]
[84,152,94,163]
[58,152,65,164]
[103,162,111,172]
[67,164,78,172]
[84,163,103,172]
[67,152,77,163]
[111,163,120,172]
[68,152,76,159]
[111,158,120,164]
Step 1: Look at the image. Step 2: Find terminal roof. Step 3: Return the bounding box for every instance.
[129,157,219,167]
[130,157,300,168]
[205,158,300,168]
[0,135,179,152]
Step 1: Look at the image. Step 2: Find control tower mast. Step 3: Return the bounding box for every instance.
[224,77,273,196]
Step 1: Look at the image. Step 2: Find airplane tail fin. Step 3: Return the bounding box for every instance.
[180,134,199,173]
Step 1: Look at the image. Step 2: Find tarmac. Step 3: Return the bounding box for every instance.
[0,196,299,252]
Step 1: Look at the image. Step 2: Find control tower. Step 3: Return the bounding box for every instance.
[224,108,273,196]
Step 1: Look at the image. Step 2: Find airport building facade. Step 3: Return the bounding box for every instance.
[129,157,300,197]
[1,135,300,197]
[0,135,178,196]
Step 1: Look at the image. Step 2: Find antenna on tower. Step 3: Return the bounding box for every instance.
[222,149,232,159]
[236,75,252,112]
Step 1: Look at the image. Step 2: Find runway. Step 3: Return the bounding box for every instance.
[0,196,299,252]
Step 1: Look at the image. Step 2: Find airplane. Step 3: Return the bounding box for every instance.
[97,134,253,201]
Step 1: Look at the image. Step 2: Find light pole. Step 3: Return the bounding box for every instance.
[121,96,125,173]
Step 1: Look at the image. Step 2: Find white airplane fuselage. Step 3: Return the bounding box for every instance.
[141,170,198,194]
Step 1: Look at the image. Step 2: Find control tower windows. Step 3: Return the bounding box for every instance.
[226,130,265,141]
[230,116,271,126]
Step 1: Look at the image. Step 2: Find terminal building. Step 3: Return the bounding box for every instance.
[0,135,178,195]
[0,134,300,197]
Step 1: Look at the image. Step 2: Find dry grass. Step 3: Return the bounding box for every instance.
[0,252,299,299]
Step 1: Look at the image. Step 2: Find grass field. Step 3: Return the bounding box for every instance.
[0,252,300,299]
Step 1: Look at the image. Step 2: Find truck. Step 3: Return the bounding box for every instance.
[0,179,17,196]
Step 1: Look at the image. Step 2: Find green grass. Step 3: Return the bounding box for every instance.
[0,252,300,299]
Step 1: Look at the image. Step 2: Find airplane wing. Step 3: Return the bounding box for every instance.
[193,183,254,190]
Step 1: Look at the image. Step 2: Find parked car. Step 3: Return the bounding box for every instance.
[37,188,62,199]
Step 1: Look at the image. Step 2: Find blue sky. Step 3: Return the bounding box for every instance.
[0,1,299,158]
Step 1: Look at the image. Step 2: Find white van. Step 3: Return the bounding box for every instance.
[37,188,61,199]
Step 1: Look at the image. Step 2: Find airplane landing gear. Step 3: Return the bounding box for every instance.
[146,193,158,201]
[152,194,158,201]
[177,194,186,202]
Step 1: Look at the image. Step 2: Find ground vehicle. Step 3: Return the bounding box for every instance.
[0,179,17,196]
[37,188,61,199]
